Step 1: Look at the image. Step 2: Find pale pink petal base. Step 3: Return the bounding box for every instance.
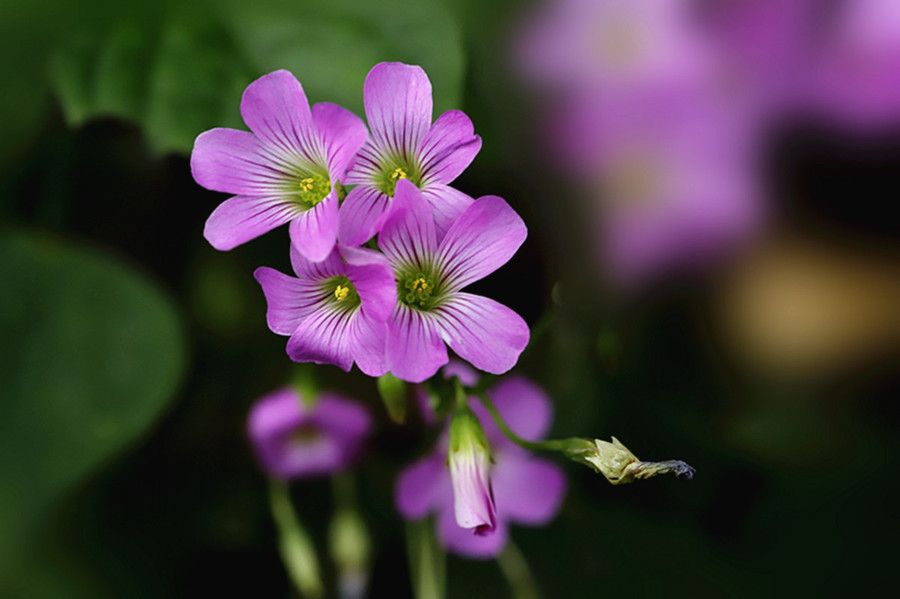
[289,194,339,263]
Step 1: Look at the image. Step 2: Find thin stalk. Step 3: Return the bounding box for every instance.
[497,540,540,599]
[473,389,571,453]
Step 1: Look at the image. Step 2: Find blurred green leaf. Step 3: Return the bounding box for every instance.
[0,229,186,595]
[47,0,464,155]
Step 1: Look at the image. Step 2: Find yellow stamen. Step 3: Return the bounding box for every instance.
[300,177,316,192]
[334,285,350,301]
[391,168,409,181]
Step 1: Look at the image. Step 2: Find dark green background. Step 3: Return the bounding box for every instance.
[1,0,898,596]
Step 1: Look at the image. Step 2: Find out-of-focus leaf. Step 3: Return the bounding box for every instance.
[0,0,77,171]
[0,229,186,595]
[50,6,252,156]
[221,0,465,116]
[47,0,465,156]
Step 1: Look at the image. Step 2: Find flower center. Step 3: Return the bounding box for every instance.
[401,272,437,309]
[287,424,323,447]
[604,152,663,211]
[297,173,332,207]
[334,284,350,301]
[326,276,359,309]
[378,160,422,196]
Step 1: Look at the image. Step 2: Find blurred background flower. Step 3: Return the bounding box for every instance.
[2,0,899,596]
[248,387,371,479]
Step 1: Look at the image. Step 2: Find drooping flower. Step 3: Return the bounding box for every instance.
[447,404,497,535]
[248,387,371,479]
[379,179,530,383]
[254,243,396,376]
[191,70,367,261]
[396,374,566,559]
[338,62,482,246]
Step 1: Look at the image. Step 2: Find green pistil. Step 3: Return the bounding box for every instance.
[297,173,331,207]
[378,161,422,196]
[401,272,437,309]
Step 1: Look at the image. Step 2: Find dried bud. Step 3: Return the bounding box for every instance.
[564,436,695,485]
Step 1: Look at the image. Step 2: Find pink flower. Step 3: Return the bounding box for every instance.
[248,387,371,479]
[254,243,396,376]
[339,62,482,246]
[378,180,530,382]
[191,70,366,261]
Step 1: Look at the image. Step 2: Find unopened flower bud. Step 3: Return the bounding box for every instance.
[448,405,497,535]
[377,373,407,423]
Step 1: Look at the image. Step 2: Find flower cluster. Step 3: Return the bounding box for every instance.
[192,62,530,382]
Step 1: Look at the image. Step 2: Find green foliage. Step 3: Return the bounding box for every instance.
[43,0,464,155]
[0,230,186,595]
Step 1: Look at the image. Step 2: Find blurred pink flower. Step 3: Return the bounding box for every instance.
[248,387,370,479]
[808,0,900,130]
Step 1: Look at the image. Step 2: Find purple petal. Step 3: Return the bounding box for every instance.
[341,245,397,321]
[203,194,299,251]
[436,196,527,291]
[378,180,438,268]
[441,361,480,387]
[290,243,343,281]
[247,387,306,441]
[364,62,433,156]
[310,393,372,445]
[191,128,287,195]
[434,293,529,375]
[312,101,368,179]
[395,452,449,519]
[386,305,448,383]
[240,70,323,162]
[474,376,554,443]
[418,110,482,185]
[285,306,354,371]
[343,141,384,185]
[349,310,389,377]
[247,388,344,478]
[254,267,327,335]
[421,185,475,242]
[289,193,338,262]
[492,452,566,525]
[337,185,392,247]
[437,507,509,560]
[808,0,900,131]
[263,433,343,479]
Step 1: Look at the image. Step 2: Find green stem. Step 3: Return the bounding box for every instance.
[472,389,571,453]
[497,540,540,599]
[405,520,446,599]
[268,480,324,598]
